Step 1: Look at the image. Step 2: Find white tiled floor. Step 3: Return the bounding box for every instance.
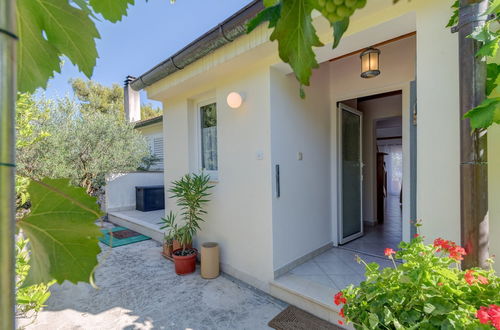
[343,195,402,257]
[284,195,402,292]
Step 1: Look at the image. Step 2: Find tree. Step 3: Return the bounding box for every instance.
[17,93,152,195]
[71,78,124,116]
[71,78,162,120]
[141,102,162,120]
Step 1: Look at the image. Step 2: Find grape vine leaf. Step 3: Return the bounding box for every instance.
[486,63,499,96]
[463,97,500,129]
[17,0,100,93]
[270,0,323,88]
[89,0,135,23]
[247,3,281,33]
[17,179,103,286]
[332,18,350,49]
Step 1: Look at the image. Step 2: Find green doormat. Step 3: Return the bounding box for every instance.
[99,227,151,247]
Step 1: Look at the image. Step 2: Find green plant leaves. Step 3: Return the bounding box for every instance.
[17,179,103,286]
[270,0,323,88]
[17,0,100,93]
[486,63,500,95]
[247,3,281,33]
[89,0,135,23]
[463,97,500,129]
[332,18,350,49]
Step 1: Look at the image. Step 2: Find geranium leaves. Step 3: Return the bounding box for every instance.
[270,0,323,89]
[17,179,103,286]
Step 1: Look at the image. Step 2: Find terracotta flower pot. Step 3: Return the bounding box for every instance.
[173,240,192,251]
[162,242,173,258]
[172,248,198,275]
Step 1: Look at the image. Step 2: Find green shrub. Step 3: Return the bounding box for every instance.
[16,238,54,320]
[336,232,500,329]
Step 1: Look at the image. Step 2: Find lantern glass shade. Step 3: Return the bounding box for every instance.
[360,47,380,78]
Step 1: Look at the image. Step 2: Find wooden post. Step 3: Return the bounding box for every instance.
[0,0,17,328]
[458,0,489,269]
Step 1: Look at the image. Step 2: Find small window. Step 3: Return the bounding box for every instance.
[199,102,218,174]
[146,134,164,170]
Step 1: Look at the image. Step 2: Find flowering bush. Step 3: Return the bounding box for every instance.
[335,233,500,329]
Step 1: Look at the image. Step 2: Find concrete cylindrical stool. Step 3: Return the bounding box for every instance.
[201,242,220,279]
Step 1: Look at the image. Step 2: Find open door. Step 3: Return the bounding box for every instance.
[338,103,363,244]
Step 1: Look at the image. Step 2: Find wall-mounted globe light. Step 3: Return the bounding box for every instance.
[226,92,244,109]
[360,47,381,79]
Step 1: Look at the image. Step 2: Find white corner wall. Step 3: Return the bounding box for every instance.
[104,172,164,212]
[162,65,275,290]
[270,64,332,272]
[415,1,460,244]
[489,125,500,274]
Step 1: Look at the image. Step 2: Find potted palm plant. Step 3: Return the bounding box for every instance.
[169,172,213,275]
[158,211,177,260]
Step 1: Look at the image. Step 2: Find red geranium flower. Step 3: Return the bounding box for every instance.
[465,270,476,285]
[476,305,500,330]
[477,274,489,285]
[339,308,345,318]
[338,320,344,325]
[433,238,466,260]
[334,291,346,305]
[465,270,489,285]
[477,306,491,324]
[384,248,396,256]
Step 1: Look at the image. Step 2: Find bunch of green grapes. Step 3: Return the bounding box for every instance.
[315,0,367,23]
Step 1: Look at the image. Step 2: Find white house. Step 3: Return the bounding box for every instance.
[124,0,500,324]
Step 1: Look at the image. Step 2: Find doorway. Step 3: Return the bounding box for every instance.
[337,91,405,256]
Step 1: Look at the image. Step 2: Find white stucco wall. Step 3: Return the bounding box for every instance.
[270,64,332,272]
[143,0,476,287]
[136,122,163,137]
[415,1,460,244]
[105,172,164,212]
[489,125,500,273]
[358,94,403,224]
[162,65,275,290]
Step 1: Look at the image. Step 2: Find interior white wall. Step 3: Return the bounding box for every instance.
[330,36,415,244]
[162,66,275,290]
[270,64,332,272]
[357,94,402,225]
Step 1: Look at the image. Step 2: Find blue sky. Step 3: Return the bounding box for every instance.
[45,0,252,107]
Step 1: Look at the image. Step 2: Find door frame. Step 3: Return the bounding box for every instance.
[337,103,364,244]
[331,82,413,247]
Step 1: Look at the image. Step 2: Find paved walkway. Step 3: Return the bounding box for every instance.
[19,239,286,330]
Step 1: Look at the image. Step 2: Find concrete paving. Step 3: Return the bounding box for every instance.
[19,238,286,330]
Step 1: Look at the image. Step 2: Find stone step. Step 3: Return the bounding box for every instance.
[269,273,353,329]
[108,212,164,242]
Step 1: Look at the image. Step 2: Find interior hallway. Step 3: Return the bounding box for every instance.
[343,195,402,257]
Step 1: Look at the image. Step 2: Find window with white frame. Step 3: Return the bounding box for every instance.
[199,101,218,176]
